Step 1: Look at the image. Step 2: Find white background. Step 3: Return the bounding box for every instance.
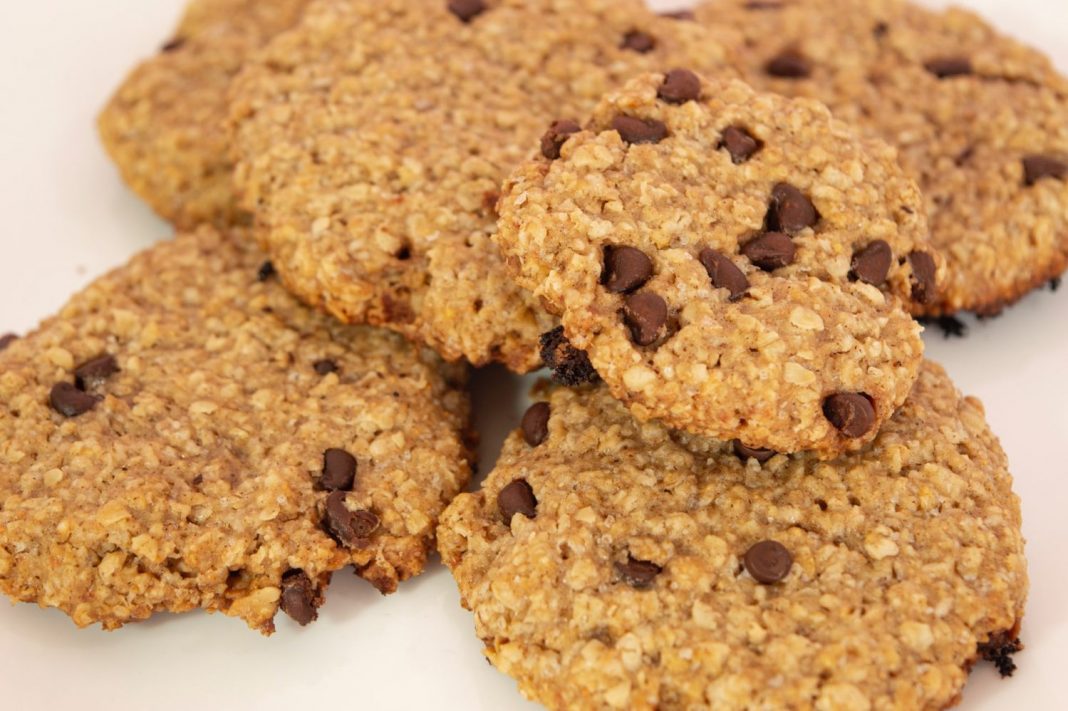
[0,1,1065,708]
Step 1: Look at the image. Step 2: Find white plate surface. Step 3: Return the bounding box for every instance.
[0,1,1065,708]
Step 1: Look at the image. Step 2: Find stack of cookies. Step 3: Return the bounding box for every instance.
[4,0,1062,707]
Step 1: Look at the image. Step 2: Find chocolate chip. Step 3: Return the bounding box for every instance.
[659,9,695,20]
[765,49,810,78]
[873,21,889,37]
[313,359,339,375]
[521,402,550,447]
[823,393,876,438]
[746,0,784,8]
[658,69,702,104]
[1023,154,1067,186]
[1051,276,1062,292]
[616,556,662,588]
[767,183,818,233]
[908,251,938,305]
[74,354,120,390]
[321,448,357,491]
[850,240,893,286]
[540,119,581,160]
[447,0,486,23]
[612,116,668,145]
[623,292,668,346]
[602,245,654,293]
[540,327,599,386]
[49,382,99,418]
[322,491,379,547]
[257,261,276,282]
[924,56,972,78]
[0,333,17,351]
[699,248,749,300]
[498,479,537,524]
[161,37,185,53]
[279,570,320,626]
[743,540,793,584]
[742,232,796,271]
[621,30,656,53]
[719,126,761,164]
[732,440,776,464]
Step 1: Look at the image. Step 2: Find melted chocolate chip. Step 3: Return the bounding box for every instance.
[321,448,357,491]
[742,232,796,271]
[279,570,320,626]
[823,393,876,438]
[924,56,972,78]
[1022,154,1067,186]
[659,9,695,20]
[908,251,938,305]
[74,354,120,390]
[612,116,668,145]
[699,248,749,300]
[322,491,379,547]
[744,540,793,584]
[257,261,276,282]
[447,0,486,23]
[0,333,18,351]
[733,440,776,464]
[498,478,537,524]
[313,359,339,375]
[621,30,656,53]
[623,292,668,346]
[719,126,761,164]
[767,183,818,233]
[540,327,599,386]
[658,69,702,104]
[765,49,811,78]
[602,245,653,293]
[522,402,551,447]
[50,382,99,418]
[540,119,582,160]
[616,556,662,588]
[850,240,893,286]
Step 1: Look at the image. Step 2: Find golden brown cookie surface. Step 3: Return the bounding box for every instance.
[229,0,736,370]
[439,362,1027,710]
[98,0,310,228]
[0,228,471,633]
[697,0,1068,315]
[498,73,939,456]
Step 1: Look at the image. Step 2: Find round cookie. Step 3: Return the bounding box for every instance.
[228,0,737,371]
[438,361,1027,710]
[98,0,310,228]
[695,0,1068,316]
[0,227,471,634]
[497,73,941,456]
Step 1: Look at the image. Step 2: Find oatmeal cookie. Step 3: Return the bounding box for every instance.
[696,0,1068,315]
[228,0,736,370]
[98,0,310,228]
[439,361,1027,710]
[0,227,471,634]
[498,73,940,456]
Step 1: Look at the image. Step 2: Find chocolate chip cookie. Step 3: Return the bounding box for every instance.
[228,0,737,371]
[0,227,471,633]
[695,0,1068,315]
[98,0,310,228]
[438,361,1027,709]
[498,73,941,456]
